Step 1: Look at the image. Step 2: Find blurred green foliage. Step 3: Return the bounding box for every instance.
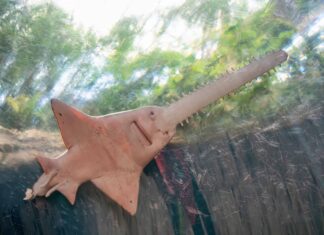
[0,0,322,132]
[0,94,40,129]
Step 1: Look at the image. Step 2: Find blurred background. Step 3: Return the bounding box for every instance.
[0,0,322,133]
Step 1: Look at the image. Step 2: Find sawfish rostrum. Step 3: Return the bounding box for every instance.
[24,50,288,215]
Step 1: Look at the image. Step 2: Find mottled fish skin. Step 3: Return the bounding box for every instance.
[25,50,288,215]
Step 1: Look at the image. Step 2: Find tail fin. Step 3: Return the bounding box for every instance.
[46,180,79,205]
[35,156,79,204]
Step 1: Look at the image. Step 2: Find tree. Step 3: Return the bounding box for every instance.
[0,0,322,131]
[0,1,96,129]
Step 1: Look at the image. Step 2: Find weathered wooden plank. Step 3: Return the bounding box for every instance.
[0,109,323,234]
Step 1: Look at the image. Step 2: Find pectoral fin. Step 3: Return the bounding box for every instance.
[91,171,141,215]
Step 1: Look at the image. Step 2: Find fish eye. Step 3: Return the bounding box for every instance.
[149,110,156,120]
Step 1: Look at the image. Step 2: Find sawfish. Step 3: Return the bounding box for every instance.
[24,50,288,215]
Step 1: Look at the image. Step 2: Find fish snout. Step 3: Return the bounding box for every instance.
[275,50,288,63]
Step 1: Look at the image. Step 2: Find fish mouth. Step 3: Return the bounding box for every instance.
[131,121,152,146]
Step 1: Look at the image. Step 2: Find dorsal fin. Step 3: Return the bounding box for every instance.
[36,155,55,174]
[51,99,91,149]
[91,171,141,215]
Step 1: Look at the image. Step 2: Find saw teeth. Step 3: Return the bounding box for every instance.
[180,122,184,126]
[165,50,288,129]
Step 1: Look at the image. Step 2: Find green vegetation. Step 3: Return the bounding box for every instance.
[0,0,322,132]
